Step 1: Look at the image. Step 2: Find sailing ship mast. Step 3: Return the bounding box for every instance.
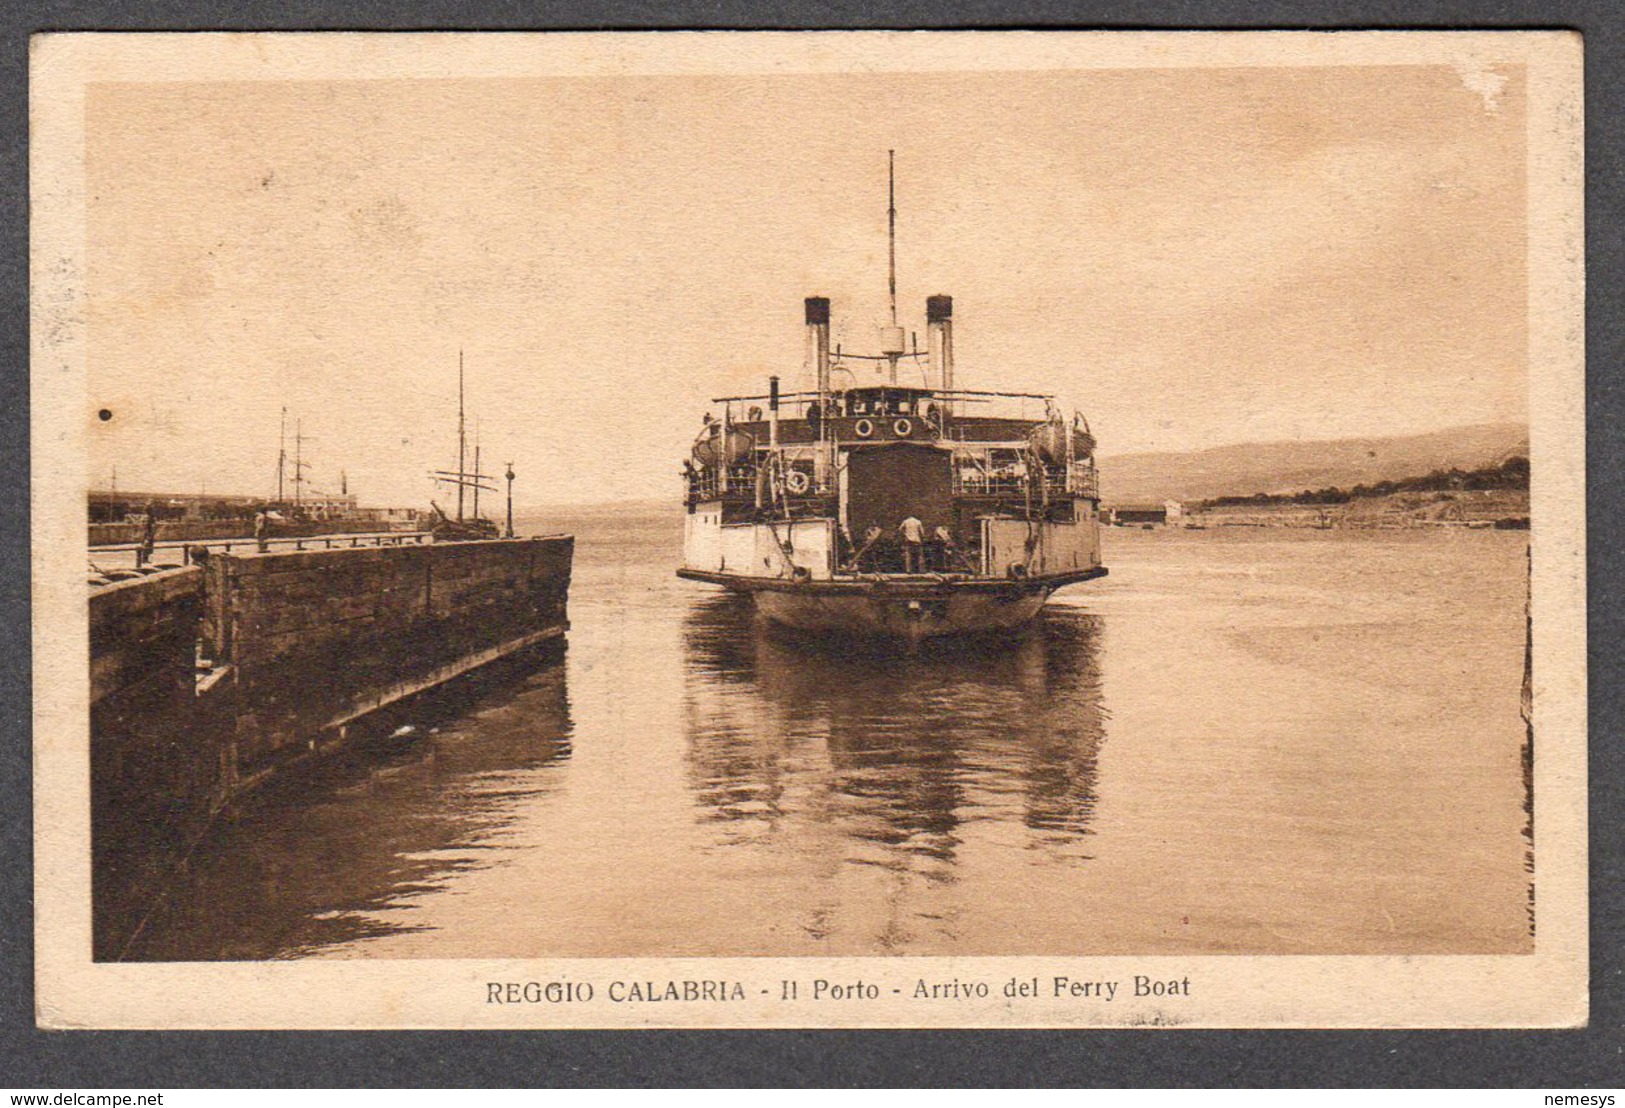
[431,350,497,523]
[277,406,287,502]
[291,419,312,508]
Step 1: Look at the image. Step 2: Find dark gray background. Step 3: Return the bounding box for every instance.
[3,2,1620,1088]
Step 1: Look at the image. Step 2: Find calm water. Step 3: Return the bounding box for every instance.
[130,509,1533,960]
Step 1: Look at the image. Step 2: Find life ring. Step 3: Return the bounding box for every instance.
[893,418,913,438]
[854,418,875,438]
[785,469,811,494]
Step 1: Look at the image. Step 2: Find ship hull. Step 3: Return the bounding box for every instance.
[676,567,1107,641]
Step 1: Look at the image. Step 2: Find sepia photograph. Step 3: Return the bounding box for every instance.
[30,30,1585,1028]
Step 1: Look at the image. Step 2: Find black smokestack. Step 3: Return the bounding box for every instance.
[806,297,832,399]
[927,294,955,402]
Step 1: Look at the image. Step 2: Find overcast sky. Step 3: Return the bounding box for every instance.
[85,62,1527,506]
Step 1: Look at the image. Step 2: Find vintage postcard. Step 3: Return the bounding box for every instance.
[31,31,1585,1028]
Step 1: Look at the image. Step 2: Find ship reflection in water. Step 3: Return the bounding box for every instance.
[126,646,573,962]
[684,593,1106,852]
[680,594,1106,950]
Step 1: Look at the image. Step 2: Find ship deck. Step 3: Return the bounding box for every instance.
[675,565,1108,595]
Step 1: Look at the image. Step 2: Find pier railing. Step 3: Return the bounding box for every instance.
[89,530,433,572]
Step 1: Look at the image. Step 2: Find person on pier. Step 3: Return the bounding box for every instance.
[135,507,158,567]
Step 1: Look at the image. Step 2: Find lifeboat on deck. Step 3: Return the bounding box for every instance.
[691,423,756,468]
[1028,418,1096,466]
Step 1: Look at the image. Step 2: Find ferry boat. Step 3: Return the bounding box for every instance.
[676,158,1107,641]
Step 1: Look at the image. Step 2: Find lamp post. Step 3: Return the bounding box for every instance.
[504,462,515,539]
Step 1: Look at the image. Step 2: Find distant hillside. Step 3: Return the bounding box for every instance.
[514,498,673,520]
[1097,423,1529,505]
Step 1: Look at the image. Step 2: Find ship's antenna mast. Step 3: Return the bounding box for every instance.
[457,349,466,522]
[888,148,898,330]
[882,149,905,384]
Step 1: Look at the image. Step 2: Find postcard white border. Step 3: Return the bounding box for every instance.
[31,30,1586,1029]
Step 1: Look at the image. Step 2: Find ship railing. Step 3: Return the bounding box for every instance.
[1067,464,1100,498]
[713,387,1057,425]
[688,463,794,504]
[953,466,1098,499]
[953,471,1030,496]
[685,471,720,501]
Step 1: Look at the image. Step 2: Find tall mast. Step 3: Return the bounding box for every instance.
[293,418,304,507]
[430,361,497,522]
[881,149,905,384]
[888,149,897,328]
[277,405,287,502]
[457,349,466,522]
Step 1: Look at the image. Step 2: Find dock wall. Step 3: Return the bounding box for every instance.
[204,537,572,777]
[90,567,211,821]
[89,535,572,959]
[89,567,210,959]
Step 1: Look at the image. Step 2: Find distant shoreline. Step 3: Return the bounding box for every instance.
[1146,488,1531,531]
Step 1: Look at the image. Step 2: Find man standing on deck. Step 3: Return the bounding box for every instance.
[254,508,269,553]
[899,514,925,573]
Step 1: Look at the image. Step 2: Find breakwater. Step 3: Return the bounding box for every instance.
[90,535,572,959]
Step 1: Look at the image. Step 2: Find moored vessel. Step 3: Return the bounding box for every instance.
[676,155,1107,642]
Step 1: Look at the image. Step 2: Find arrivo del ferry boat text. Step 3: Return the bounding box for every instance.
[484,975,1192,1004]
